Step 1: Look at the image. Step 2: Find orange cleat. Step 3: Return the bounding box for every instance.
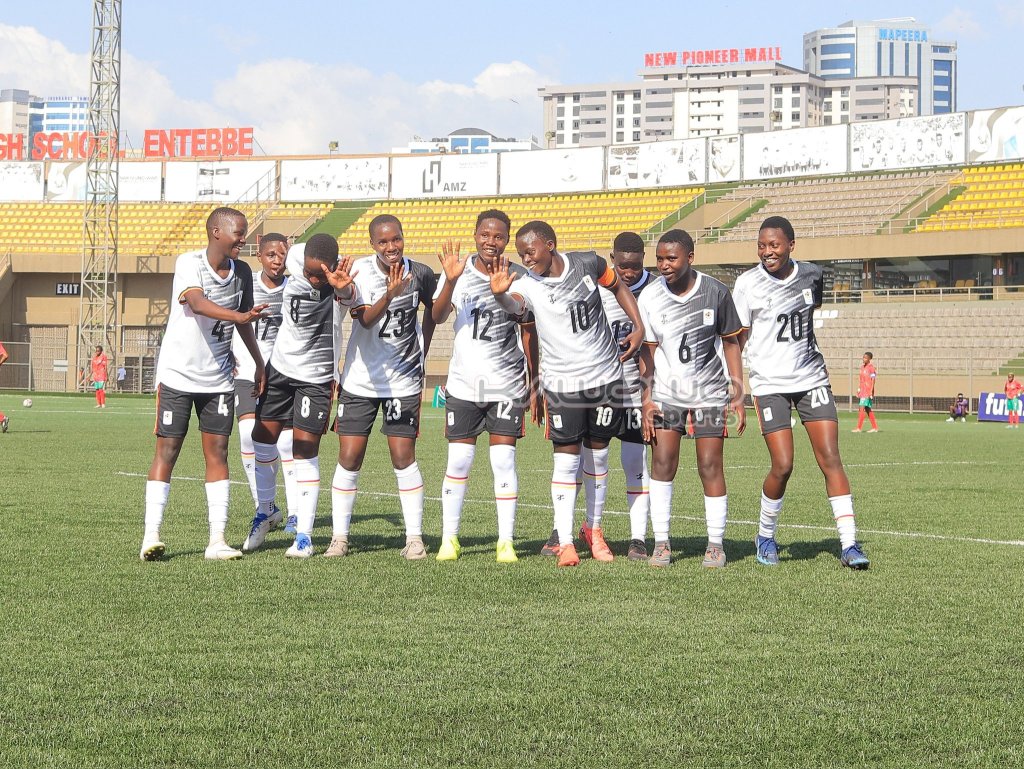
[579,524,614,562]
[557,542,580,567]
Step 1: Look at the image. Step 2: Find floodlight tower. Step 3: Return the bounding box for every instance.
[77,0,121,386]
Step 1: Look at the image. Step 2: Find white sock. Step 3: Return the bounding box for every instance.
[582,445,609,529]
[205,479,230,541]
[330,465,360,537]
[277,428,299,518]
[144,480,169,540]
[649,478,673,542]
[253,440,280,518]
[293,456,320,536]
[395,462,424,537]
[441,443,476,538]
[759,492,784,539]
[830,493,857,549]
[238,419,259,507]
[552,452,581,546]
[705,494,728,546]
[490,444,518,541]
[621,441,649,540]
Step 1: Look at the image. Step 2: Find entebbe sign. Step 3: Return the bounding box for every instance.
[0,126,255,161]
[644,46,783,68]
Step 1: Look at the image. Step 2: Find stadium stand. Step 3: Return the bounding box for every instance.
[334,189,703,253]
[814,300,1023,374]
[0,202,262,256]
[915,163,1024,231]
[709,169,961,242]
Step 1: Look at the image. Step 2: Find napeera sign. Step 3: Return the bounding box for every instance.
[0,126,254,161]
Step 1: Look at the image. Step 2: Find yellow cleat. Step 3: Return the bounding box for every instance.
[496,539,518,563]
[436,535,461,561]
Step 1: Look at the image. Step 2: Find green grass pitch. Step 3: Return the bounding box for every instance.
[2,394,1022,768]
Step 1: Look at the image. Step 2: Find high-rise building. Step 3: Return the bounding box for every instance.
[803,18,956,114]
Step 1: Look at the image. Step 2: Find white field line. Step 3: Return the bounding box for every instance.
[114,471,1023,548]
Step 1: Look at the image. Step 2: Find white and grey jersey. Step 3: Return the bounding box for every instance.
[511,250,622,394]
[600,269,652,406]
[639,272,742,408]
[340,256,438,398]
[232,272,286,382]
[155,249,253,393]
[732,260,830,396]
[434,256,529,402]
[270,267,341,385]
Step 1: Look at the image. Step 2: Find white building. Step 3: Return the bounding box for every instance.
[539,60,918,149]
[392,128,539,154]
[803,18,956,115]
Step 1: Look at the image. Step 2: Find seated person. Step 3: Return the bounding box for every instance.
[947,393,970,422]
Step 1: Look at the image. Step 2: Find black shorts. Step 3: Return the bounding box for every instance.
[155,384,234,438]
[234,378,258,419]
[755,386,838,435]
[256,366,333,434]
[445,393,526,440]
[544,383,623,445]
[335,389,421,438]
[618,405,644,444]
[654,403,728,439]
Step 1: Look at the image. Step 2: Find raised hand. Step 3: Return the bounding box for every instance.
[322,256,354,293]
[438,239,466,282]
[385,261,411,300]
[488,254,518,295]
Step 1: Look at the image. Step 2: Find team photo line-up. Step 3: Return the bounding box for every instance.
[139,204,870,570]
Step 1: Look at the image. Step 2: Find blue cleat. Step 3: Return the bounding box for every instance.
[755,535,780,566]
[284,514,298,535]
[840,542,870,570]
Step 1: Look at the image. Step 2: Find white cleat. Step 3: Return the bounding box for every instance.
[139,539,166,561]
[204,539,243,561]
[285,533,314,559]
[242,512,273,552]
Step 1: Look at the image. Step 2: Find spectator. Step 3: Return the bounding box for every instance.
[947,393,969,423]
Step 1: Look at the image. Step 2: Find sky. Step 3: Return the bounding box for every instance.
[1,0,1021,155]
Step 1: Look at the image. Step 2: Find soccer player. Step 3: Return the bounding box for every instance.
[331,214,438,560]
[0,340,8,433]
[140,207,268,562]
[230,233,298,539]
[852,352,879,433]
[91,346,109,408]
[733,215,869,570]
[591,231,654,561]
[638,229,746,568]
[947,393,970,422]
[1005,373,1022,429]
[248,235,354,558]
[431,210,539,563]
[489,220,644,567]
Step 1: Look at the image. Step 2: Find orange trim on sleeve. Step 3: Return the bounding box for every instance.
[598,266,618,288]
[178,286,203,304]
[349,304,370,318]
[720,328,744,338]
[642,341,659,347]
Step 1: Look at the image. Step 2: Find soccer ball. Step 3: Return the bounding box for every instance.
[22,398,32,408]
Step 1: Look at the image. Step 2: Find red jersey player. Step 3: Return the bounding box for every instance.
[851,352,878,433]
[1005,373,1022,429]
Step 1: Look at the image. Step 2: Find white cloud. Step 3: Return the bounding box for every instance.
[0,23,550,154]
[934,8,985,41]
[998,3,1024,29]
